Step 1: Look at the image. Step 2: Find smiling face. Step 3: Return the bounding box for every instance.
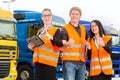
[90,20,106,38]
[90,22,99,35]
[70,10,81,24]
[42,9,52,26]
[69,7,82,25]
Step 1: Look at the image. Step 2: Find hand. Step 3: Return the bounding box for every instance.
[60,38,74,51]
[86,41,91,49]
[68,38,74,46]
[99,38,105,46]
[28,42,35,50]
[45,32,53,40]
[67,35,74,46]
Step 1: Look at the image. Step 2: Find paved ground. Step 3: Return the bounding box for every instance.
[112,78,120,80]
[58,78,120,80]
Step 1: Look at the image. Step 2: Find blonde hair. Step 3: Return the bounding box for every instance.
[69,7,82,15]
[42,8,52,15]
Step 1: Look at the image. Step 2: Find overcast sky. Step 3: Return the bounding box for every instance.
[0,0,120,30]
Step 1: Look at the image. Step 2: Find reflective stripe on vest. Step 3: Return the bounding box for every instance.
[63,52,85,57]
[65,44,85,57]
[33,45,59,67]
[91,65,101,70]
[91,57,112,62]
[38,46,59,54]
[91,65,112,70]
[67,44,85,48]
[33,53,58,62]
[91,57,112,70]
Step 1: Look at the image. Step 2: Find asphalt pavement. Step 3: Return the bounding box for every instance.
[57,78,120,80]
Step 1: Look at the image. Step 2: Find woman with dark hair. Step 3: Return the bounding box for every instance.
[86,20,113,80]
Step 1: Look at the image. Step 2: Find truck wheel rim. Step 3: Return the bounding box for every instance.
[21,71,29,80]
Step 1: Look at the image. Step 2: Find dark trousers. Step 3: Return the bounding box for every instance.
[35,62,56,80]
[90,72,112,80]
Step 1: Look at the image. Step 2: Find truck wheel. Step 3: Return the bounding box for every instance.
[85,67,91,80]
[17,65,33,80]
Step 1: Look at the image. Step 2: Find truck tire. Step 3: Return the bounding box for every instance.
[85,67,91,80]
[17,65,33,80]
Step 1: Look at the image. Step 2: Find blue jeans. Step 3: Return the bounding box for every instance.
[63,61,86,80]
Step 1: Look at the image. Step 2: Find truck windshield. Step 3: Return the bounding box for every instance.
[111,34,120,46]
[0,20,16,39]
[104,26,120,46]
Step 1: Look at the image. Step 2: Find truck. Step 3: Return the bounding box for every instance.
[13,10,65,80]
[0,9,17,80]
[79,20,120,80]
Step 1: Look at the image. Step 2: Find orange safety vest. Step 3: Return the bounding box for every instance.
[33,27,60,67]
[89,36,113,76]
[62,24,87,62]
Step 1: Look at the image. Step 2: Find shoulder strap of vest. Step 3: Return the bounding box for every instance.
[36,27,44,36]
[47,27,58,36]
[37,27,58,36]
[79,25,86,38]
[36,29,41,36]
[103,35,111,44]
[64,24,72,29]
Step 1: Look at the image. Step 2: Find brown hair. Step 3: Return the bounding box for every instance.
[42,8,52,15]
[69,7,82,15]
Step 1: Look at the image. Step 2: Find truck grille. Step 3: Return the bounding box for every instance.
[0,46,16,59]
[0,61,10,78]
[0,46,15,50]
